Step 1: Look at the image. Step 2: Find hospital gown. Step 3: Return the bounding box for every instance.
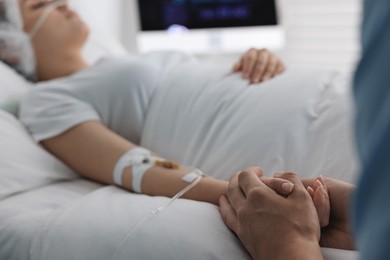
[19,52,192,144]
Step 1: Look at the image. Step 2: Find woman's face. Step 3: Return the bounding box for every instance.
[19,0,89,55]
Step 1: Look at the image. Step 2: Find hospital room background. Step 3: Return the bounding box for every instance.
[74,0,361,74]
[0,0,362,260]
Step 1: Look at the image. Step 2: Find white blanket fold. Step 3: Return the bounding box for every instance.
[30,186,249,260]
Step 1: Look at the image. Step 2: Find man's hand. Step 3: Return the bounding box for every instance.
[233,48,285,84]
[220,168,322,260]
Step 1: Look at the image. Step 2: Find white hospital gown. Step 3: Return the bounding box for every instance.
[19,52,193,144]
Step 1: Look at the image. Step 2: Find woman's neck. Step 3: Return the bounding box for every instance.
[35,50,88,81]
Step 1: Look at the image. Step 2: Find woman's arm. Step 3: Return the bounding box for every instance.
[41,120,228,205]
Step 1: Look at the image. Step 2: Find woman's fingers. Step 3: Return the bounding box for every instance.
[233,48,286,84]
[233,60,242,72]
[261,55,279,81]
[311,177,331,227]
[242,48,258,79]
[251,50,270,83]
[275,60,286,75]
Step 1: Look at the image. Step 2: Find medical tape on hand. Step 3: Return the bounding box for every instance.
[182,169,205,183]
[113,147,151,187]
[131,158,155,193]
[114,147,205,195]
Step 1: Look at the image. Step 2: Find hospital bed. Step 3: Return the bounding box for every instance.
[0,32,359,259]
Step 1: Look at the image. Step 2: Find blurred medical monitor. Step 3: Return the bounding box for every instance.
[136,0,285,54]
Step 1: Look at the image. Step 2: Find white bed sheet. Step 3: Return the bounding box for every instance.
[0,52,360,260]
[0,179,102,260]
[0,179,358,260]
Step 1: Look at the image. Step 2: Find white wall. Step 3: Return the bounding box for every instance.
[70,0,123,41]
[120,0,139,53]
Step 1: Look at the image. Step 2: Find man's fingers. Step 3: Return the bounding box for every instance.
[238,168,266,197]
[261,177,295,196]
[227,172,246,210]
[219,195,239,232]
[273,172,309,200]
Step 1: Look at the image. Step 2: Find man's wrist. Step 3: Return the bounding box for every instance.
[255,236,323,260]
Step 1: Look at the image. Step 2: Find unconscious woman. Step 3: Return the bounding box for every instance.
[2,0,330,226]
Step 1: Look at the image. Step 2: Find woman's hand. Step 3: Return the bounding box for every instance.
[302,177,356,250]
[306,176,330,228]
[220,168,322,260]
[233,48,286,84]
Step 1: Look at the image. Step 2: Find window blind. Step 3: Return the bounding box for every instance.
[278,0,362,73]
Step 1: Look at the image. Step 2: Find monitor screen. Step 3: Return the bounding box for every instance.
[138,0,278,31]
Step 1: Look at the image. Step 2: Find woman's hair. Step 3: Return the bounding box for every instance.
[0,1,36,81]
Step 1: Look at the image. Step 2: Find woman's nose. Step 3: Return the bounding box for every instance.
[54,0,69,11]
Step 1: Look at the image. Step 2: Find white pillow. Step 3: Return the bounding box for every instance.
[0,61,32,115]
[141,56,359,183]
[0,111,77,200]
